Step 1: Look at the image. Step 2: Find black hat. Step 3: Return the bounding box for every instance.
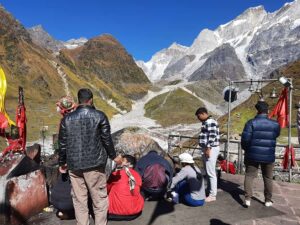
[255,101,269,113]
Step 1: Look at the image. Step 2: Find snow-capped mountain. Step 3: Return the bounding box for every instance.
[247,1,300,76]
[138,0,300,82]
[136,42,188,81]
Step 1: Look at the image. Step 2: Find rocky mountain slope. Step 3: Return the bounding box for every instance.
[28,25,88,52]
[188,44,246,81]
[27,25,65,53]
[58,34,151,102]
[0,5,150,146]
[0,5,68,144]
[138,0,300,82]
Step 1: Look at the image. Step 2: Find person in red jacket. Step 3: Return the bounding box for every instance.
[107,155,144,221]
[217,155,236,175]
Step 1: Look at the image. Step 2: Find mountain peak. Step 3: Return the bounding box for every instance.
[189,28,219,55]
[89,34,119,44]
[169,42,188,51]
[271,0,300,20]
[243,5,265,14]
[237,5,266,21]
[219,5,266,31]
[29,24,44,31]
[193,29,216,41]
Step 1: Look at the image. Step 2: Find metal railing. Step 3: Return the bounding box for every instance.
[168,134,300,182]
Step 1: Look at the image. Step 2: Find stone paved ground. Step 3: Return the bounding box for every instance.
[28,174,300,225]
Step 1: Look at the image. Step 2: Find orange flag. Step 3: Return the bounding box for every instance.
[269,87,288,128]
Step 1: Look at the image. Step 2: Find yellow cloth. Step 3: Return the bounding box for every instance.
[0,67,15,126]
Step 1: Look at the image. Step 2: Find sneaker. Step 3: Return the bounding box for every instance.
[171,191,179,204]
[244,200,251,207]
[43,206,54,213]
[205,196,216,202]
[265,201,273,207]
[56,211,67,220]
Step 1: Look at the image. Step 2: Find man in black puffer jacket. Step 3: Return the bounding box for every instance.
[241,100,280,208]
[58,88,122,225]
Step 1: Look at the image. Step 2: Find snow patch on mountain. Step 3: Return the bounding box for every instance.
[291,18,300,29]
[63,37,88,49]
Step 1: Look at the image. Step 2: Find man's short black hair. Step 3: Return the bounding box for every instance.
[255,101,269,114]
[78,88,93,104]
[195,107,208,116]
[123,154,137,167]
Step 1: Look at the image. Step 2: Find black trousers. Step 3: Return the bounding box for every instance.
[108,212,142,221]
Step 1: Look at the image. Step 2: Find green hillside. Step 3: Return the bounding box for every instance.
[144,88,206,127]
[185,80,227,105]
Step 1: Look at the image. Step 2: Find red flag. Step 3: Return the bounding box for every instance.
[16,87,27,151]
[16,104,26,150]
[269,87,288,128]
[282,146,296,170]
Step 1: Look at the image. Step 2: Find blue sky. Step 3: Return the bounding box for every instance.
[0,0,293,61]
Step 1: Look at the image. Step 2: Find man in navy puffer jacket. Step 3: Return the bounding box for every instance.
[241,100,280,208]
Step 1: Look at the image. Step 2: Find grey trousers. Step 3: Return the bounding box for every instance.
[244,161,274,202]
[69,167,108,225]
[202,146,220,197]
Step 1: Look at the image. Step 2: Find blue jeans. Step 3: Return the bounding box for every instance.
[174,180,205,207]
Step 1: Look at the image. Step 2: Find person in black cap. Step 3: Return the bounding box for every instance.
[241,100,280,208]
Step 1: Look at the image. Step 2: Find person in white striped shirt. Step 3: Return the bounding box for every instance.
[195,107,220,202]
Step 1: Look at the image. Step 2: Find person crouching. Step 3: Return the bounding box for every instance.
[135,150,173,200]
[107,155,144,220]
[167,153,205,207]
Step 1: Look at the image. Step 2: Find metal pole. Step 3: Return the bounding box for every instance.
[288,81,293,182]
[226,81,232,173]
[230,79,277,84]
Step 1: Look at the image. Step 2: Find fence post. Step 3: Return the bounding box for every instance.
[224,142,228,159]
[168,135,171,153]
[179,136,182,154]
[238,142,242,174]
